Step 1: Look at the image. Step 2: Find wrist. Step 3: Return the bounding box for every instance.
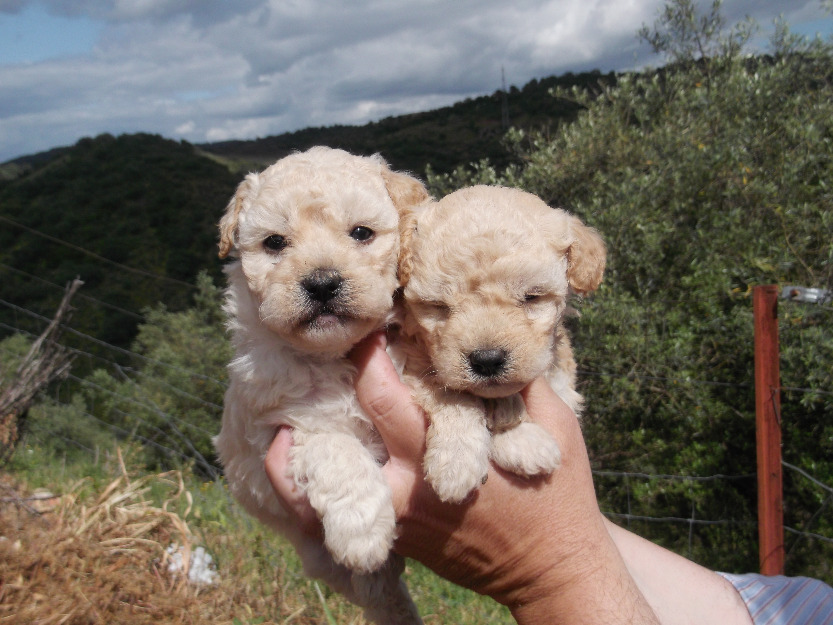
[507,524,659,625]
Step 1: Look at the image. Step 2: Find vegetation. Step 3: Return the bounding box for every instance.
[0,71,613,359]
[0,0,832,620]
[0,133,239,354]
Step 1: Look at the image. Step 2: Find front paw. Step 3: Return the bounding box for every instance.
[292,432,397,574]
[424,432,491,503]
[323,503,396,573]
[490,422,561,477]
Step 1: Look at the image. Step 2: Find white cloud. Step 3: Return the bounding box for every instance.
[0,0,829,162]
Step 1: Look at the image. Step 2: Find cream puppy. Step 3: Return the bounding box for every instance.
[397,185,606,503]
[214,147,429,625]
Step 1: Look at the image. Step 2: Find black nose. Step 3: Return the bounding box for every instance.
[302,269,343,303]
[468,348,508,378]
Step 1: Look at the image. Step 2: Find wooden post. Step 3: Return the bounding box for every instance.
[753,285,784,575]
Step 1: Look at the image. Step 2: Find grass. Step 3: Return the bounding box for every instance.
[1,442,514,624]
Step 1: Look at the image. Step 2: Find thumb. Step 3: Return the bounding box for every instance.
[349,332,426,461]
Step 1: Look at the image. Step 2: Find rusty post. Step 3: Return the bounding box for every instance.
[753,285,784,575]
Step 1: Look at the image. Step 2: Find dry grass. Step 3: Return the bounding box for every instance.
[0,450,352,625]
[0,447,513,625]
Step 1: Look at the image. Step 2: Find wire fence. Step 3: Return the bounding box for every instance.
[1,279,832,581]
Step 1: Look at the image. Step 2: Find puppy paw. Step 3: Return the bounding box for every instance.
[324,510,396,574]
[418,390,492,503]
[293,432,397,573]
[490,422,561,477]
[425,444,490,503]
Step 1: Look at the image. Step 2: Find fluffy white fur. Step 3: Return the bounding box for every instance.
[396,185,606,503]
[213,147,429,625]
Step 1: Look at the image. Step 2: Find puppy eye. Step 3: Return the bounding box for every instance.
[349,226,375,242]
[425,300,451,315]
[263,234,288,253]
[523,291,544,303]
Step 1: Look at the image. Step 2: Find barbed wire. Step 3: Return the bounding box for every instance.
[593,470,756,482]
[0,321,227,415]
[602,511,754,526]
[0,215,198,291]
[0,262,145,321]
[782,461,833,495]
[0,299,228,390]
[785,527,833,546]
[13,388,832,555]
[1,269,830,564]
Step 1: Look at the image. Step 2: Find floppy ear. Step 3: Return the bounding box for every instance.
[218,172,260,259]
[379,164,430,286]
[566,216,606,294]
[397,209,420,287]
[381,167,431,217]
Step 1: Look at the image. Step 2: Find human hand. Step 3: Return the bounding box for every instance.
[266,332,658,624]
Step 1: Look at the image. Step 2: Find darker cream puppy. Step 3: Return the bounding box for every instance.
[397,185,605,503]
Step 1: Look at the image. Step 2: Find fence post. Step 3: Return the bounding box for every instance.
[753,285,784,575]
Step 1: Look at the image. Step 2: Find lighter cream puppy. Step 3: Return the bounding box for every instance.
[214,147,428,625]
[398,185,606,503]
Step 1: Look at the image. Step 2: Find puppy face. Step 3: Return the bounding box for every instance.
[219,146,428,355]
[401,185,605,398]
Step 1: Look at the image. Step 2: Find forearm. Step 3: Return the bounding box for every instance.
[606,520,752,625]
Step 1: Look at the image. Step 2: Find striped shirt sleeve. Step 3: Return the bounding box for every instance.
[718,573,833,625]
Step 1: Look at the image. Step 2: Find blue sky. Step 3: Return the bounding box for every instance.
[0,0,830,163]
[0,4,102,64]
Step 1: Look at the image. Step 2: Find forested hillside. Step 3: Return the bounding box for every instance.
[0,0,831,597]
[0,133,238,350]
[0,69,614,354]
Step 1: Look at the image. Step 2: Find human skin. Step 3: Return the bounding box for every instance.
[265,332,751,624]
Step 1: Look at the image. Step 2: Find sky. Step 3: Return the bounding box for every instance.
[0,0,830,163]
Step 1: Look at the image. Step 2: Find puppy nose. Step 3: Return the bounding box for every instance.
[302,269,343,303]
[468,348,508,378]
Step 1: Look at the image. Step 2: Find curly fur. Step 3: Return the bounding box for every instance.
[213,146,429,625]
[396,185,606,503]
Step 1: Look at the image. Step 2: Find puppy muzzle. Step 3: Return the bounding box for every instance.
[299,268,352,326]
[302,268,344,304]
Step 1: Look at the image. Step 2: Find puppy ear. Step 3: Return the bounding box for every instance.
[566,216,606,294]
[218,172,260,258]
[379,164,430,287]
[397,209,420,286]
[381,167,431,217]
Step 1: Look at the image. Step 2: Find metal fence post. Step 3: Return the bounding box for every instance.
[753,285,784,575]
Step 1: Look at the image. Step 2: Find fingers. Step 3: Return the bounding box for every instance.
[264,427,320,534]
[350,332,427,460]
[521,379,584,447]
[350,332,432,519]
[520,378,572,426]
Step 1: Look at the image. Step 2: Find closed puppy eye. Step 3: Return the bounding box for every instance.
[422,300,451,315]
[349,226,375,242]
[523,291,544,303]
[263,234,288,253]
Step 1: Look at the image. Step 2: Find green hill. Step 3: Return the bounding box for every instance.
[0,133,238,350]
[0,69,615,352]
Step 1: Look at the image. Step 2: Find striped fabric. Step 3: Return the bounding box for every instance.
[718,573,833,625]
